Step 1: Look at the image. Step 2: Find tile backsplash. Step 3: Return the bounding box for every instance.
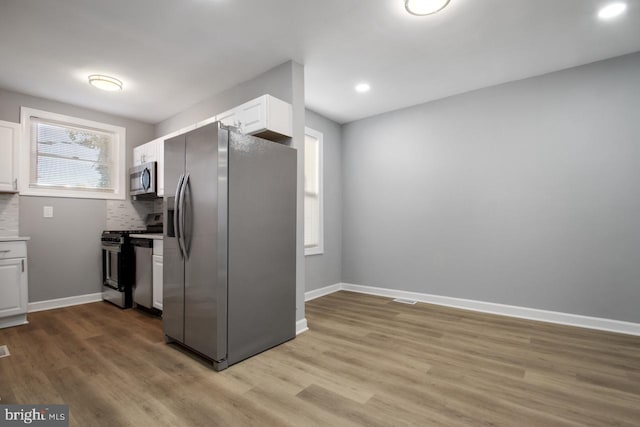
[106,198,163,230]
[0,193,19,237]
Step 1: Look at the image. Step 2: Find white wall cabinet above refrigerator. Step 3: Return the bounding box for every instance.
[196,95,293,141]
[0,120,19,193]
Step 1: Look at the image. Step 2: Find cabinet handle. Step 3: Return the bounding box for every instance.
[21,259,24,272]
[0,250,10,253]
[13,178,17,191]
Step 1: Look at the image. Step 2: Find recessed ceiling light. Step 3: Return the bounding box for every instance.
[88,74,123,91]
[598,2,627,20]
[405,0,451,16]
[355,83,371,93]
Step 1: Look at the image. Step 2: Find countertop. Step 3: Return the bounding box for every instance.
[130,233,164,240]
[0,236,31,242]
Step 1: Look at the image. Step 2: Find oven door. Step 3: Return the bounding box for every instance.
[129,162,157,197]
[102,243,122,290]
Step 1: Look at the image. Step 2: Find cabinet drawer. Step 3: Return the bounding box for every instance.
[0,242,27,259]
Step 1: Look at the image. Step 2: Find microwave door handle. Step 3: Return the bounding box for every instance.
[174,174,185,258]
[178,173,190,258]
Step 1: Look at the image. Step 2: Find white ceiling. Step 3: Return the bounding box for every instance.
[1,0,639,125]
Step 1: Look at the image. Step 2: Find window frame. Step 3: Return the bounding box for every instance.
[19,107,126,200]
[304,126,324,256]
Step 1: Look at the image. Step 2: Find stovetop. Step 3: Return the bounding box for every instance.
[101,229,163,244]
[102,229,156,235]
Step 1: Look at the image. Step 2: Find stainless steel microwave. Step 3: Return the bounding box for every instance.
[129,162,157,198]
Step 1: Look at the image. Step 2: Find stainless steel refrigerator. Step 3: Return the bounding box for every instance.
[163,122,297,371]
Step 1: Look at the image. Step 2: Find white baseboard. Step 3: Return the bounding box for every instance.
[296,318,308,335]
[305,283,342,302]
[305,282,640,336]
[28,293,103,313]
[0,314,28,329]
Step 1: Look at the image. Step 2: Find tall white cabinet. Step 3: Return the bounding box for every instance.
[0,120,19,193]
[0,239,29,329]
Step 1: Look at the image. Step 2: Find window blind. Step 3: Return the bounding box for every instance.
[30,118,115,192]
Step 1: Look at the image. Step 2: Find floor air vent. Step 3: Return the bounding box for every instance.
[0,345,9,358]
[392,298,417,305]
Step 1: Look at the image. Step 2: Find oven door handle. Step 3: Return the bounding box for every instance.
[174,174,185,258]
[102,244,121,252]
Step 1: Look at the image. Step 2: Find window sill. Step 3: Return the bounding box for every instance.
[19,187,125,200]
[305,247,324,257]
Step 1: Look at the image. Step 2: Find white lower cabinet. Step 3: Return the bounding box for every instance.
[152,255,163,310]
[0,241,28,329]
[152,240,163,311]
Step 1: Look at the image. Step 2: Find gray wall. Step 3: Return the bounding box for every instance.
[154,61,307,323]
[0,88,154,302]
[341,52,640,323]
[305,109,342,292]
[156,61,293,137]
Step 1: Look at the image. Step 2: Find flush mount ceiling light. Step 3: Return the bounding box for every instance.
[598,2,627,19]
[405,0,451,16]
[88,74,123,91]
[355,83,371,93]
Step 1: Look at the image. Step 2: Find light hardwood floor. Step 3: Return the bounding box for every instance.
[1,291,639,426]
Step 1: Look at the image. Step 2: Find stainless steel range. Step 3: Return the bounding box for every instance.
[101,214,163,308]
[101,230,136,308]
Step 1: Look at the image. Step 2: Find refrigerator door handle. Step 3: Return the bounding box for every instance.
[174,174,185,258]
[178,173,190,258]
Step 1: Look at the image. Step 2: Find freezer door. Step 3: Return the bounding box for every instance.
[183,124,228,362]
[163,133,186,342]
[227,132,297,365]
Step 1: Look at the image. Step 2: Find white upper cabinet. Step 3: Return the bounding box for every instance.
[0,120,19,193]
[194,95,292,141]
[133,141,157,166]
[239,95,292,139]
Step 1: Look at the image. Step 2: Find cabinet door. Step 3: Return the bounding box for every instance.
[152,254,163,310]
[133,145,144,166]
[0,120,19,192]
[144,141,158,163]
[0,258,27,318]
[155,138,164,197]
[238,96,267,135]
[216,109,238,128]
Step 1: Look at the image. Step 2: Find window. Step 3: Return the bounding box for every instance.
[304,127,323,256]
[20,107,126,199]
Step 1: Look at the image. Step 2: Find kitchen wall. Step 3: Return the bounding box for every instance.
[0,88,155,302]
[154,60,307,324]
[341,52,640,323]
[305,110,342,292]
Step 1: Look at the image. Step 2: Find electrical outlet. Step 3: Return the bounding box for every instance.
[43,206,54,218]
